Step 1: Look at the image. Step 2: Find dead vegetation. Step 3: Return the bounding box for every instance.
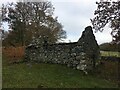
[2,46,25,63]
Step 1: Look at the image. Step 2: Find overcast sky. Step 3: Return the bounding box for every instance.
[0,0,113,44]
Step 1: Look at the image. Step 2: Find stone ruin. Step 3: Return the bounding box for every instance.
[25,26,100,74]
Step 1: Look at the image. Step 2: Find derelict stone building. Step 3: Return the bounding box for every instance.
[25,26,100,73]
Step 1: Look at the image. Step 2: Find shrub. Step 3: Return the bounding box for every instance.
[2,46,25,63]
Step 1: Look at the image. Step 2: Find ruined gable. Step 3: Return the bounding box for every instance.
[78,26,100,59]
[25,26,100,73]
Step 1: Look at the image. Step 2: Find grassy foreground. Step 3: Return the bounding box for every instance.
[2,47,119,88]
[2,62,118,88]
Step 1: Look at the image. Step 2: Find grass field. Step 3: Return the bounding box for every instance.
[2,54,118,88]
[2,63,118,88]
[2,47,119,88]
[0,48,2,89]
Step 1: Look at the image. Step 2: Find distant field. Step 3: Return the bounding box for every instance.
[100,51,120,57]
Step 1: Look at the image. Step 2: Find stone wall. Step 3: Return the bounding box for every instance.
[25,26,100,73]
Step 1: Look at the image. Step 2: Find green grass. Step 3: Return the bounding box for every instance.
[2,52,118,88]
[2,62,118,88]
[100,51,120,57]
[0,51,2,89]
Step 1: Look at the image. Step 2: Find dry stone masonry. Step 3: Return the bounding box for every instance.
[25,26,100,73]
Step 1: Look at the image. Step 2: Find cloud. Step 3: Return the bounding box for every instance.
[0,0,17,4]
[51,0,112,44]
[1,0,113,44]
[94,25,112,44]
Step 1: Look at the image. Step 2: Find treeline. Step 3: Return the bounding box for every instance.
[1,1,66,47]
[99,43,119,52]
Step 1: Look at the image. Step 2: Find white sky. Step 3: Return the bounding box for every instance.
[0,0,113,44]
[51,0,113,44]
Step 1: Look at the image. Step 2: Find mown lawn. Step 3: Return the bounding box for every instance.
[2,61,118,88]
